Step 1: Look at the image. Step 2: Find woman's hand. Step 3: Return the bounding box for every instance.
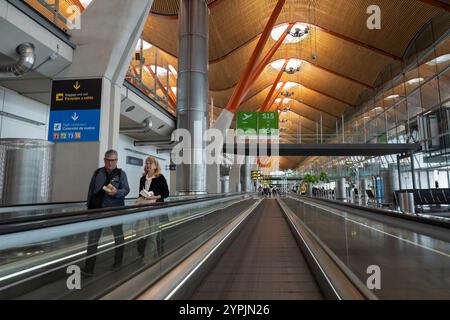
[145,195,160,201]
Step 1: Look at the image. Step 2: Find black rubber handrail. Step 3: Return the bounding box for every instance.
[294,195,450,229]
[0,193,248,235]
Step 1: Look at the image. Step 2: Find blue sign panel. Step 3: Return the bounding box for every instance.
[48,78,102,143]
[48,109,101,142]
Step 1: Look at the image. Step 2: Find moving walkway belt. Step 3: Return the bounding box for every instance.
[189,199,324,300]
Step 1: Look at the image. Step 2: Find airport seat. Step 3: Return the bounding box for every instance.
[419,190,435,205]
[431,189,446,204]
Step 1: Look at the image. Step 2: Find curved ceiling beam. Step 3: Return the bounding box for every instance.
[208,22,402,64]
[143,21,402,64]
[236,85,343,119]
[251,56,374,89]
[287,113,334,130]
[215,79,356,107]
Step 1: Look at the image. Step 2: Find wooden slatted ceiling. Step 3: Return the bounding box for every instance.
[236,86,346,123]
[144,0,447,167]
[207,30,391,89]
[146,0,442,60]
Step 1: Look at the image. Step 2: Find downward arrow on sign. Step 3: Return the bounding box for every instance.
[73,81,81,90]
[72,112,79,121]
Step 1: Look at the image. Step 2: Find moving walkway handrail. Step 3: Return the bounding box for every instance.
[0,193,251,235]
[293,194,450,229]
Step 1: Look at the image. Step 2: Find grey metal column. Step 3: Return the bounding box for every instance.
[176,0,208,195]
[240,158,253,192]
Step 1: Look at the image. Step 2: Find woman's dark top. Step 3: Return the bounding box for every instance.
[139,174,170,202]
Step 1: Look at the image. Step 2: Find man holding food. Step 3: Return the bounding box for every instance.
[83,149,130,276]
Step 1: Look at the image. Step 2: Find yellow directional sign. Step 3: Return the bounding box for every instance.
[73,81,81,90]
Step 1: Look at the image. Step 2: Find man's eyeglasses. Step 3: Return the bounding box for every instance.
[104,158,118,162]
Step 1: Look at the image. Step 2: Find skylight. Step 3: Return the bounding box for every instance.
[270,59,302,71]
[144,65,167,75]
[426,54,450,66]
[271,23,309,43]
[136,39,152,51]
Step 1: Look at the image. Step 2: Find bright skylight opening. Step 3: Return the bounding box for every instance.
[79,0,93,8]
[145,65,168,75]
[276,82,299,90]
[405,78,424,86]
[136,39,152,51]
[384,94,399,100]
[270,59,302,71]
[170,87,177,94]
[275,98,292,104]
[168,65,178,77]
[271,23,309,44]
[426,54,450,66]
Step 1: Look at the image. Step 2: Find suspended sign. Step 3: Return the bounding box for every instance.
[236,112,279,138]
[48,78,102,143]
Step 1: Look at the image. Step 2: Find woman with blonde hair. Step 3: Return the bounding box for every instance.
[136,156,169,259]
[139,156,169,203]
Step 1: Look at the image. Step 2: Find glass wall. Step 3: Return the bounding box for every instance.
[298,18,450,192]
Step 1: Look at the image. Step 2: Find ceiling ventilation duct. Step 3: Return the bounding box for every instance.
[0,43,36,77]
[120,117,153,134]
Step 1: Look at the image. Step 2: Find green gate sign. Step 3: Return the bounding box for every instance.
[258,112,279,136]
[237,112,258,135]
[237,112,279,137]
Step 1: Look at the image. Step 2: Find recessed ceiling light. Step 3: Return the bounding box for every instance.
[135,39,152,51]
[271,23,309,43]
[384,94,399,100]
[426,54,450,66]
[405,78,424,86]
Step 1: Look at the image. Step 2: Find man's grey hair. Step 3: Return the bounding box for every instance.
[105,149,118,159]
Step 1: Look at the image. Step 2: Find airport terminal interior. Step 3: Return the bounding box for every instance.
[0,0,449,300]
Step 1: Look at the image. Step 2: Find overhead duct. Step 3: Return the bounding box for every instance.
[0,43,36,77]
[134,138,175,147]
[120,117,153,134]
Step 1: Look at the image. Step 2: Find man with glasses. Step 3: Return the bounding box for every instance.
[83,149,130,276]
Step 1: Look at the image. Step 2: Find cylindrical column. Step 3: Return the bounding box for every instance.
[336,177,347,200]
[240,158,253,192]
[380,167,399,205]
[176,0,208,195]
[221,176,230,194]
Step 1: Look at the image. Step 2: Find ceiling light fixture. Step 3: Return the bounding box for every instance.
[271,23,310,43]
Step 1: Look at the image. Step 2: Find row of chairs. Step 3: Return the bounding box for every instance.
[394,189,450,206]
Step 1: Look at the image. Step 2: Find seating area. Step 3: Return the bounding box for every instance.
[394,189,450,206]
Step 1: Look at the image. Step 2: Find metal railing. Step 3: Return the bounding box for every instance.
[125,66,177,117]
[23,0,87,32]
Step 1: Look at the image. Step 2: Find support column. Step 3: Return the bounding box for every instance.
[229,164,242,193]
[176,0,208,195]
[240,157,253,192]
[51,0,153,202]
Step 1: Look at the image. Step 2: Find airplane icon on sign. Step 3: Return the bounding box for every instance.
[242,114,253,121]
